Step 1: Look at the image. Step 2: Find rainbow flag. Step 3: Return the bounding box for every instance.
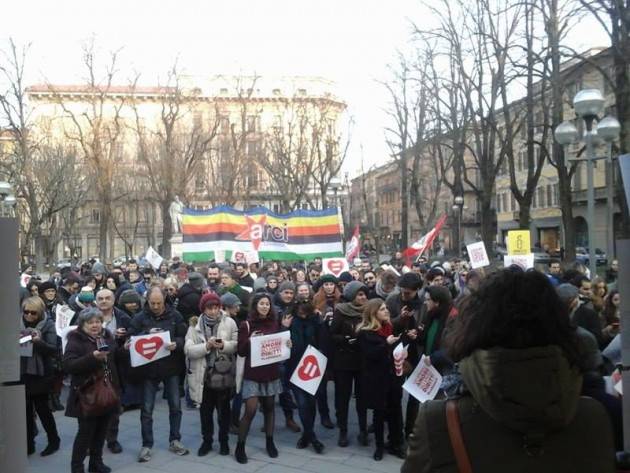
[182,206,344,262]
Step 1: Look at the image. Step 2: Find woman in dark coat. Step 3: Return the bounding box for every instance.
[20,296,61,456]
[357,298,404,461]
[329,280,369,447]
[64,308,121,473]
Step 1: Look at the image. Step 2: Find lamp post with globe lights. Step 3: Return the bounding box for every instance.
[554,89,620,276]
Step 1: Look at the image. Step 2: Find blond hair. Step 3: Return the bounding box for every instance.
[22,296,46,322]
[356,298,385,333]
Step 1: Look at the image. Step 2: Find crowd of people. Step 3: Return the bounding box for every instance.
[18,251,623,472]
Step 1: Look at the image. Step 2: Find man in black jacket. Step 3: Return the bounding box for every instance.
[127,287,189,462]
[176,272,205,322]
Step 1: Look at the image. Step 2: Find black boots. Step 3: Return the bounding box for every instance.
[266,436,278,458]
[40,437,60,456]
[338,429,349,447]
[219,440,229,456]
[320,414,335,429]
[235,441,247,464]
[197,440,212,456]
[357,430,369,446]
[87,459,112,473]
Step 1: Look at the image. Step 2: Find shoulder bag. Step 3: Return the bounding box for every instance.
[76,363,119,417]
[446,399,473,473]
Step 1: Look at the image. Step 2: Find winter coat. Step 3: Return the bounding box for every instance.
[417,305,457,374]
[127,306,187,380]
[184,313,238,404]
[330,302,364,371]
[357,329,399,410]
[385,291,422,320]
[63,328,121,418]
[176,283,202,322]
[572,304,605,349]
[401,346,616,473]
[287,314,323,374]
[237,316,283,383]
[20,317,58,396]
[238,273,255,289]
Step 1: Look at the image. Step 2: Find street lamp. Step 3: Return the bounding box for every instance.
[597,115,621,261]
[453,195,464,257]
[0,181,16,218]
[554,88,619,277]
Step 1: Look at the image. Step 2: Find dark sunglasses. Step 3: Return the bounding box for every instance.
[364,276,375,280]
[23,310,38,316]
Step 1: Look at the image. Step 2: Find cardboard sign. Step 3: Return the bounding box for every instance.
[130,331,172,367]
[322,257,349,277]
[55,304,75,336]
[466,241,490,269]
[20,273,31,288]
[250,331,291,367]
[507,230,531,256]
[403,355,442,403]
[145,246,164,270]
[231,250,260,264]
[60,325,78,354]
[290,345,328,395]
[19,334,33,357]
[504,253,534,270]
[393,342,408,377]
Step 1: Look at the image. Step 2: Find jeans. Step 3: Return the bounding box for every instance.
[292,385,317,439]
[334,369,366,432]
[141,376,182,448]
[200,387,231,444]
[71,414,110,470]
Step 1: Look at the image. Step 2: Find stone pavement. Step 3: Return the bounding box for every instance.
[27,385,405,473]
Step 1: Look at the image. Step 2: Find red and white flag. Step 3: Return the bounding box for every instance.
[402,214,447,261]
[345,225,360,262]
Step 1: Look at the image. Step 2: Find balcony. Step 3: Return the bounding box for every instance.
[571,186,610,204]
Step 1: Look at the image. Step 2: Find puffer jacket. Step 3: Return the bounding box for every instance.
[184,313,238,404]
[402,346,616,473]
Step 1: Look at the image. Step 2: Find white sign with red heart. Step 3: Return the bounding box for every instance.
[322,257,349,277]
[290,345,328,395]
[130,331,172,367]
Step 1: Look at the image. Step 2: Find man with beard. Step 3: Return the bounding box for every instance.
[206,264,220,292]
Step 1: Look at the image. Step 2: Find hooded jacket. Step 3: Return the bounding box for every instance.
[176,283,202,322]
[402,346,616,473]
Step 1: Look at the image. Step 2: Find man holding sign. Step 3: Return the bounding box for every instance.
[127,287,189,462]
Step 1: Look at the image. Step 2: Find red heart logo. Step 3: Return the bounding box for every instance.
[326,259,344,277]
[135,336,164,360]
[297,355,321,381]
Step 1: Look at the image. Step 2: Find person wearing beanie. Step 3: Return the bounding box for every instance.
[38,281,59,320]
[117,289,142,316]
[253,277,267,293]
[272,280,301,434]
[330,280,369,447]
[91,262,107,289]
[312,273,341,430]
[67,286,96,325]
[177,272,205,324]
[338,272,354,292]
[185,290,238,456]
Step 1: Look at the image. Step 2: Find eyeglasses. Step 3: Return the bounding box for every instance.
[365,276,375,281]
[23,310,38,316]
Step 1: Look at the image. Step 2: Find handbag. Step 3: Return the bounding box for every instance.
[76,365,119,417]
[235,321,249,394]
[446,399,473,473]
[205,353,235,390]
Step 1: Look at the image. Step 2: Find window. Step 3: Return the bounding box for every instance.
[511,194,516,212]
[272,88,281,96]
[518,149,526,171]
[532,191,537,209]
[538,187,545,208]
[220,115,230,134]
[273,204,279,213]
[138,204,148,224]
[193,111,203,129]
[547,185,553,207]
[502,193,508,213]
[297,88,307,96]
[195,175,205,193]
[90,208,100,225]
[553,184,559,206]
[219,88,228,95]
[246,115,258,132]
[497,194,502,213]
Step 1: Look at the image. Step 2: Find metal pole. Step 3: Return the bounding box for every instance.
[458,207,462,257]
[585,129,597,278]
[607,142,615,260]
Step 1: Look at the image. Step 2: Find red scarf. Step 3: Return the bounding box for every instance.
[376,322,393,338]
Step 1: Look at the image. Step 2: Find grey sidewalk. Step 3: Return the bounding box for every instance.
[27,386,404,473]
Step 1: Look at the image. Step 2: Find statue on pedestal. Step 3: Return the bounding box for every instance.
[169,196,184,234]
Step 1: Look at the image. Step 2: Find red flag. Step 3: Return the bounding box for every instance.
[402,214,447,261]
[345,225,360,262]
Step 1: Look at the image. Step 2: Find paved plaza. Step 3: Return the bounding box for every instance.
[27,385,404,473]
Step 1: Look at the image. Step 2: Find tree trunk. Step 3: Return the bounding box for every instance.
[518,202,531,229]
[98,197,111,262]
[479,196,495,254]
[161,201,173,258]
[400,154,409,248]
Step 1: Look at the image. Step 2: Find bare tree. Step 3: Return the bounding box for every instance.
[134,66,218,257]
[46,40,126,261]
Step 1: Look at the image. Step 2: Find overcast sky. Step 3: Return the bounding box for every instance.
[1,0,609,178]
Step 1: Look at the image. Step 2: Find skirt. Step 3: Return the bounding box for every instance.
[241,379,282,399]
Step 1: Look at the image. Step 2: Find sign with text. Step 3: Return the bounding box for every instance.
[60,325,78,354]
[466,241,490,269]
[55,304,75,336]
[130,331,172,367]
[145,246,164,270]
[290,345,328,395]
[250,331,291,367]
[403,355,442,403]
[504,253,535,270]
[507,230,531,256]
[322,257,349,277]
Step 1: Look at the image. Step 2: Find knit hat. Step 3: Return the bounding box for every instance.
[319,274,338,285]
[220,292,241,307]
[339,271,354,283]
[118,289,141,306]
[253,277,268,292]
[91,262,106,276]
[398,272,422,290]
[38,280,57,294]
[78,286,95,303]
[199,292,221,312]
[266,274,279,283]
[188,272,205,290]
[343,280,368,302]
[278,281,296,293]
[556,283,579,304]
